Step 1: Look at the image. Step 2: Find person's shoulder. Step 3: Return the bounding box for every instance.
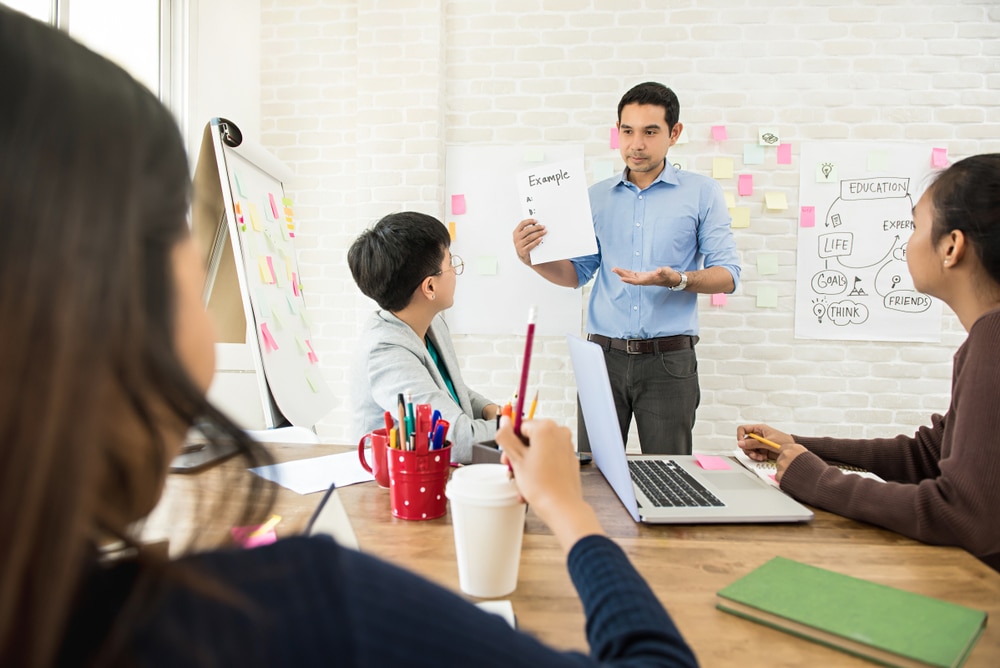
[673,168,722,191]
[965,307,1000,351]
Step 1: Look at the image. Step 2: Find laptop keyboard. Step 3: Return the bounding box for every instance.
[629,459,725,508]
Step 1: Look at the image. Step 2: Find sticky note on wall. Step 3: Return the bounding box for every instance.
[756,287,778,308]
[711,125,727,141]
[448,221,456,241]
[713,158,734,179]
[711,293,727,307]
[451,194,466,215]
[729,207,750,228]
[738,174,753,196]
[610,126,619,149]
[777,143,792,165]
[800,206,816,228]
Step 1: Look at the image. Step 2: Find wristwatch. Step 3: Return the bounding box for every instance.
[668,270,688,291]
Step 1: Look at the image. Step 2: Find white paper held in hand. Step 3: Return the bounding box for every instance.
[516,157,598,265]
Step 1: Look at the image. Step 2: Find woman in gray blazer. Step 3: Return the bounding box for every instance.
[348,212,500,462]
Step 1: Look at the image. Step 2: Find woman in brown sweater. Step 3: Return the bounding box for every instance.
[738,154,1000,572]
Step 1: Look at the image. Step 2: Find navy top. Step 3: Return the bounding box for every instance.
[59,534,698,667]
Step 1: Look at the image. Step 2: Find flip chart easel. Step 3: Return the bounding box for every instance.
[191,118,333,430]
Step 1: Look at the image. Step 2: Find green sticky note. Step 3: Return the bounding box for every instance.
[477,256,498,275]
[744,143,765,165]
[757,254,779,275]
[756,287,779,308]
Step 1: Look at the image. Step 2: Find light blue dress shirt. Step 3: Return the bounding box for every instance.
[571,161,741,339]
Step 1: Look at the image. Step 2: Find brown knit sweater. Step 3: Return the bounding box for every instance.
[781,307,1000,572]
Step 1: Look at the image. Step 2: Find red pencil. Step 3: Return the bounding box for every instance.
[513,306,536,436]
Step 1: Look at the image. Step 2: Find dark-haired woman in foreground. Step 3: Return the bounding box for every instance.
[739,154,1000,572]
[0,8,696,667]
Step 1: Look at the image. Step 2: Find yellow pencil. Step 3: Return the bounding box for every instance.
[747,432,782,451]
[250,514,282,537]
[527,390,539,420]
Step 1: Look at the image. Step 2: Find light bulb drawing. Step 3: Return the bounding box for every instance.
[811,298,827,323]
[821,163,834,179]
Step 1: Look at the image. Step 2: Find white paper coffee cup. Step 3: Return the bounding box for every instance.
[445,463,527,598]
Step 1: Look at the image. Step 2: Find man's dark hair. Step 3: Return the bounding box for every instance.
[347,211,451,312]
[617,82,680,129]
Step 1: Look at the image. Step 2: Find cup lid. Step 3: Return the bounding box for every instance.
[445,463,521,505]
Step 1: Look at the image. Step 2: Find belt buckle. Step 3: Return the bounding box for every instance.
[625,338,644,354]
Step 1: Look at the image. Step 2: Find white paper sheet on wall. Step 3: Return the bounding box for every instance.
[445,145,587,337]
[516,157,598,265]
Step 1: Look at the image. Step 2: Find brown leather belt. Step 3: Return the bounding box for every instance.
[588,333,698,355]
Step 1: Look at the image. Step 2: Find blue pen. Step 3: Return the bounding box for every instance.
[431,423,445,450]
[430,409,442,432]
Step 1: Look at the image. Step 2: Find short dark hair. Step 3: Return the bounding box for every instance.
[348,212,451,312]
[617,82,680,129]
[928,153,1000,287]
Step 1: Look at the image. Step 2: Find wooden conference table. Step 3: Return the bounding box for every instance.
[153,443,1000,667]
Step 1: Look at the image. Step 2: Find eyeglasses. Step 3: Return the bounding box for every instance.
[436,254,464,276]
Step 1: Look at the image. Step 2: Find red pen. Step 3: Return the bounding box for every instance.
[513,306,536,436]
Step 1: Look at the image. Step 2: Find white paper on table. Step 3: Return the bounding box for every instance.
[516,157,597,265]
[732,449,884,488]
[250,451,374,495]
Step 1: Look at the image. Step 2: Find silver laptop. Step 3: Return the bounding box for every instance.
[568,335,813,524]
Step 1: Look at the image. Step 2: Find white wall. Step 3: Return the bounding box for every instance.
[253,0,1000,450]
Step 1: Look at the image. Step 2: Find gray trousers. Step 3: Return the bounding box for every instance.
[577,346,699,456]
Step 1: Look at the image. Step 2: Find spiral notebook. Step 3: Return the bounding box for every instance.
[732,449,885,489]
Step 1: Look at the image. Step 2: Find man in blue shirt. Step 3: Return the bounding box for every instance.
[513,82,741,455]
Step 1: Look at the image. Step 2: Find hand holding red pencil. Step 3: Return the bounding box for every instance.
[513,306,536,437]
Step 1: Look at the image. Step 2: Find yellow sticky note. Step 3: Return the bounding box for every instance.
[756,287,779,308]
[764,192,788,211]
[248,202,263,231]
[258,256,273,284]
[712,158,734,179]
[448,221,456,241]
[724,192,736,208]
[729,207,750,229]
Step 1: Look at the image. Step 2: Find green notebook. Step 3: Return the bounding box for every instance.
[717,557,987,668]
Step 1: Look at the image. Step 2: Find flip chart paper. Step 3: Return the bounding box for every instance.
[517,157,598,264]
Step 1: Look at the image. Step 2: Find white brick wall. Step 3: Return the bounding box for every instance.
[259,0,1000,451]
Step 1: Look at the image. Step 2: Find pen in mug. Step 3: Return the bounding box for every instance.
[397,393,408,447]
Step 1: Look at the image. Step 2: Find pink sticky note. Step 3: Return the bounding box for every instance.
[292,272,300,296]
[268,193,280,219]
[800,205,816,228]
[777,143,792,165]
[769,473,777,482]
[307,351,319,365]
[451,194,466,215]
[711,125,727,141]
[610,126,619,149]
[695,454,731,471]
[260,323,279,352]
[711,293,727,307]
[266,256,278,284]
[305,339,316,355]
[932,147,949,168]
[738,174,753,196]
[231,525,277,549]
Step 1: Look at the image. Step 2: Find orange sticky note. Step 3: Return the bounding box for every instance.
[448,221,456,241]
[695,454,731,470]
[451,194,466,215]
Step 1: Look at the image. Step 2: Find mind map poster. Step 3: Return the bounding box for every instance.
[795,142,942,342]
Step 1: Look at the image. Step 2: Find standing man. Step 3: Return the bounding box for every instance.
[512,82,740,455]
